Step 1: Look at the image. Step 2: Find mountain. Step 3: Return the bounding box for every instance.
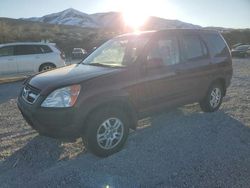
[22,8,201,30]
[144,16,201,30]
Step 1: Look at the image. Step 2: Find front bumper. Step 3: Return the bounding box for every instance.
[17,95,84,139]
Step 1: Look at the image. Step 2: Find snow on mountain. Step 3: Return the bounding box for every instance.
[22,8,201,29]
[23,8,99,28]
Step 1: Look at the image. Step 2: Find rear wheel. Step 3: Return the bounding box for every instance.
[39,63,56,72]
[84,107,129,157]
[200,83,223,112]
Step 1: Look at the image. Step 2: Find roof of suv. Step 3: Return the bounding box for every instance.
[116,29,219,38]
[0,42,55,48]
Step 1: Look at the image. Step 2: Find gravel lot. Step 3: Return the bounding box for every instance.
[0,81,22,104]
[0,58,249,187]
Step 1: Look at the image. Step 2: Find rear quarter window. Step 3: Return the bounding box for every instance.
[201,33,228,57]
[39,45,53,53]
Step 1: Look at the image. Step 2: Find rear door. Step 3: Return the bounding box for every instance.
[14,45,42,74]
[201,32,232,87]
[178,32,211,101]
[0,46,17,75]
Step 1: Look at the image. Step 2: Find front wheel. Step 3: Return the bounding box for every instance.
[200,83,223,112]
[39,63,56,72]
[84,107,129,157]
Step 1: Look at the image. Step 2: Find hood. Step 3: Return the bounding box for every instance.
[28,64,120,94]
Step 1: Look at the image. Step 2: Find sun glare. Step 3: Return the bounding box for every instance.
[105,0,179,32]
[118,0,178,32]
[121,0,150,31]
[123,12,148,31]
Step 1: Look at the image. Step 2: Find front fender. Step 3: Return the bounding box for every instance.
[77,90,138,130]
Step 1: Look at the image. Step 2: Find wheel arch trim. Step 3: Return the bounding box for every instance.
[81,95,138,132]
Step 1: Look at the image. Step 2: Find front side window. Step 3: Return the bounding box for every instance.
[147,36,180,66]
[82,36,149,67]
[181,35,206,60]
[0,46,14,57]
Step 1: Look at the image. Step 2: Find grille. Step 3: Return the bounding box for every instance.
[22,84,41,104]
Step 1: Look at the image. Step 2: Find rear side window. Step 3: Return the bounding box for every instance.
[39,45,52,53]
[181,34,207,60]
[0,46,14,57]
[14,45,42,55]
[201,33,227,57]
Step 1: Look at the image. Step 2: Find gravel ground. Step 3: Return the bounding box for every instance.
[0,81,22,104]
[0,58,249,187]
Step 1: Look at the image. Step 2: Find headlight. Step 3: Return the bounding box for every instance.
[41,85,81,107]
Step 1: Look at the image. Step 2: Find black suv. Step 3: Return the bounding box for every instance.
[18,29,233,157]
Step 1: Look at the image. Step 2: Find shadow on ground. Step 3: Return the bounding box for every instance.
[0,106,250,187]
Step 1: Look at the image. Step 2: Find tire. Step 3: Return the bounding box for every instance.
[39,63,56,72]
[84,107,129,157]
[199,83,223,112]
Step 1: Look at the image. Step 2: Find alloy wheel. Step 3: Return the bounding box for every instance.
[209,87,222,108]
[96,117,124,150]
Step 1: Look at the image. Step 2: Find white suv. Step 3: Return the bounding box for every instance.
[0,42,66,76]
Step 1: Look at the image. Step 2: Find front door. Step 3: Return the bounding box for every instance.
[0,46,17,76]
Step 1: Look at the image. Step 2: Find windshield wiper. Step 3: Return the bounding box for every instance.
[86,62,124,68]
[86,63,112,67]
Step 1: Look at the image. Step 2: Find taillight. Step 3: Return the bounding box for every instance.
[60,52,65,60]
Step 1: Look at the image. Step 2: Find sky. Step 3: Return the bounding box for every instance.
[0,0,250,28]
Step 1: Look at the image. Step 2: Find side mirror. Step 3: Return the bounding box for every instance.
[147,58,164,68]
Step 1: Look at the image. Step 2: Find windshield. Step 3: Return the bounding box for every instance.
[82,36,149,67]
